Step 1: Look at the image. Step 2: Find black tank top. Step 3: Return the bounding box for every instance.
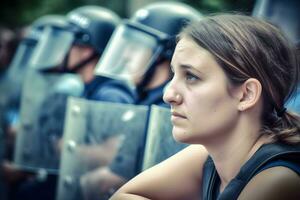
[201,142,300,200]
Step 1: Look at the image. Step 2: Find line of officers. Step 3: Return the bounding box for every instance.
[0,1,299,200]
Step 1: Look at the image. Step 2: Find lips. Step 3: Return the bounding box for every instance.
[171,111,187,119]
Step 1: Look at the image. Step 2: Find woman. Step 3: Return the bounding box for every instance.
[110,14,300,200]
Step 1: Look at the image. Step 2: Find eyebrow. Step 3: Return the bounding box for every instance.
[171,63,203,75]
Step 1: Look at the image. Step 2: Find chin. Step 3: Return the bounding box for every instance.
[172,130,193,144]
[172,128,212,145]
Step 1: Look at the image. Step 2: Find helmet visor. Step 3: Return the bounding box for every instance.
[94,24,162,83]
[29,26,74,70]
[9,38,37,71]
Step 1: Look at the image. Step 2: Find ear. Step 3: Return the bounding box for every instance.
[238,78,262,111]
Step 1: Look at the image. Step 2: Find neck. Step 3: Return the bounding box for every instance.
[204,115,271,192]
[78,61,97,84]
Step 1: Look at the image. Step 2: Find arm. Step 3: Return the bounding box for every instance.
[80,167,127,199]
[77,135,122,168]
[238,166,300,200]
[110,144,208,200]
[111,194,151,200]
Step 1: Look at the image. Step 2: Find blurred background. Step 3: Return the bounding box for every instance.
[0,0,255,28]
[0,0,256,74]
[1,1,275,200]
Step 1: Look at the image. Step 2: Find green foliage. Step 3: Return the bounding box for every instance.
[182,0,255,14]
[0,0,129,28]
[0,0,254,28]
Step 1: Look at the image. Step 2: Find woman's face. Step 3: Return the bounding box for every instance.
[163,37,241,144]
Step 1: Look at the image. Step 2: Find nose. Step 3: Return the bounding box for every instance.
[163,79,182,105]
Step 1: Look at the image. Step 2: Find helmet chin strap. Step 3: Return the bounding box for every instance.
[136,55,165,97]
[61,51,99,73]
[136,37,175,96]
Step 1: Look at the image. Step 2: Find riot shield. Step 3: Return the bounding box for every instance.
[0,36,37,123]
[142,105,187,170]
[56,98,148,200]
[13,69,83,173]
[0,73,18,139]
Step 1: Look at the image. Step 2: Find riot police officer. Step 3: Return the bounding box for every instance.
[81,2,203,199]
[32,6,134,166]
[13,6,133,200]
[0,15,67,200]
[1,15,67,160]
[95,2,203,106]
[29,6,133,101]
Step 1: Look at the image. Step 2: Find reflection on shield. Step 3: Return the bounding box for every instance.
[13,70,83,174]
[56,97,148,200]
[142,105,187,170]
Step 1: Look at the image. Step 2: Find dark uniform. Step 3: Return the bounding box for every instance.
[202,142,300,200]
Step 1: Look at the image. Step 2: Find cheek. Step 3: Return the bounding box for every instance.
[68,51,79,66]
[188,86,237,135]
[188,87,226,116]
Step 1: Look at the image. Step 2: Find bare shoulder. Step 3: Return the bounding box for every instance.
[112,145,208,200]
[238,166,300,200]
[175,144,208,163]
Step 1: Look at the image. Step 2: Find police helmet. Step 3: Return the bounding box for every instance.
[11,15,66,72]
[29,6,120,72]
[94,2,203,87]
[67,6,120,54]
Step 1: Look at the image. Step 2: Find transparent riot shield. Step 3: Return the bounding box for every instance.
[56,97,148,200]
[142,105,187,170]
[0,37,37,124]
[0,74,16,134]
[13,69,83,174]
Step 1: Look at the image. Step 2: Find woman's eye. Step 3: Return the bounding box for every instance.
[185,71,199,82]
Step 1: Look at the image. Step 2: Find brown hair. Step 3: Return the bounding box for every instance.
[180,14,300,144]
